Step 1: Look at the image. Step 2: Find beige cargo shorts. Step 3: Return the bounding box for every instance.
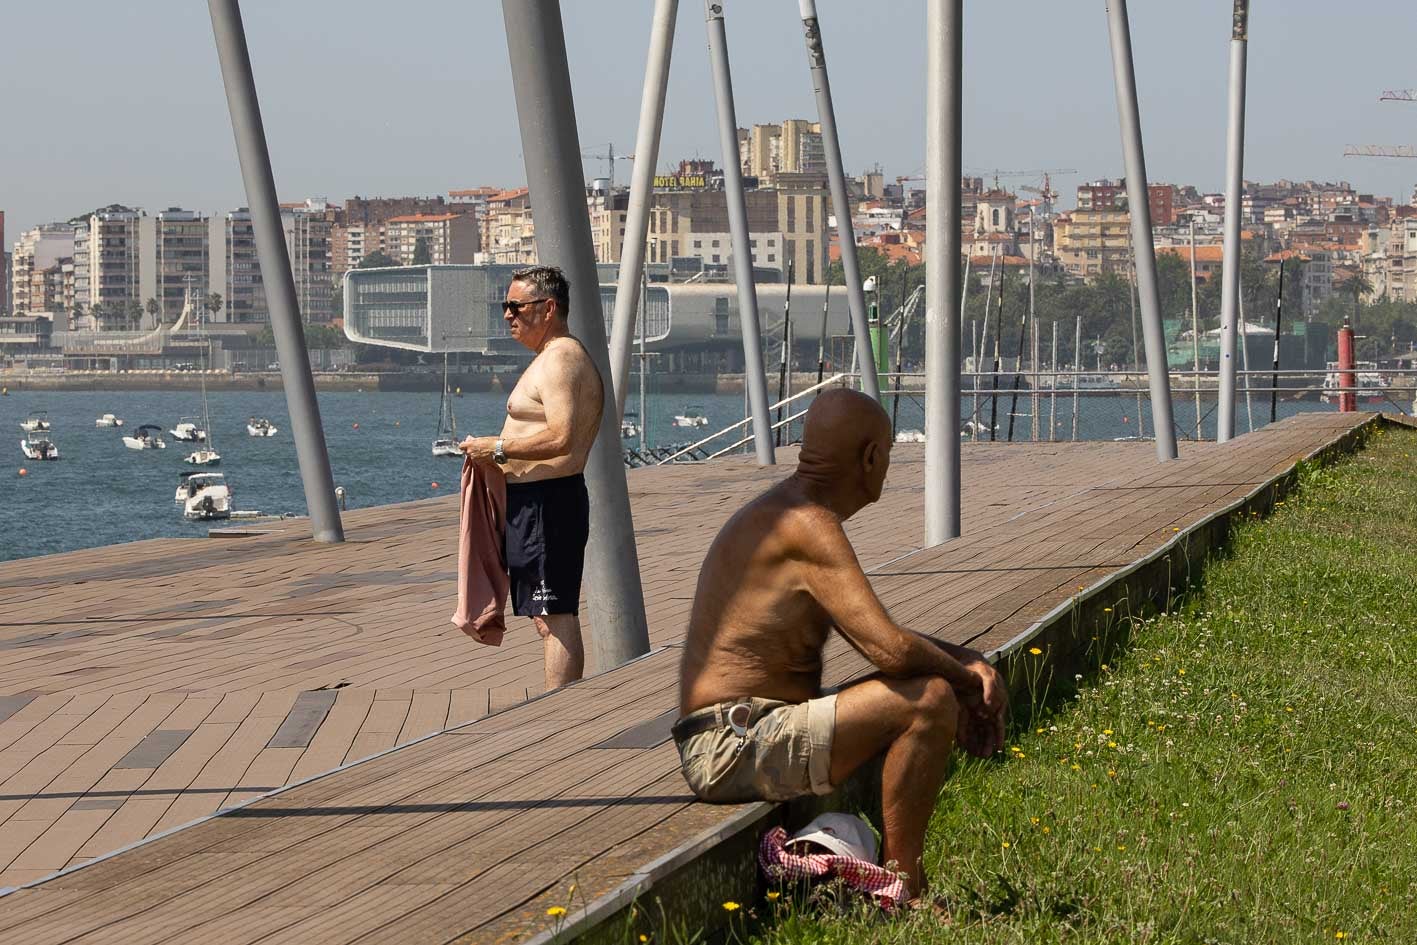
[671,694,837,804]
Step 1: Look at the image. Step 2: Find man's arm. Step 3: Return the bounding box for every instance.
[794,512,984,703]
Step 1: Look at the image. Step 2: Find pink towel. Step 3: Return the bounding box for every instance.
[450,455,509,646]
[758,826,906,909]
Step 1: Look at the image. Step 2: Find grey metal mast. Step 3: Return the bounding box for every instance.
[1029,206,1039,440]
[797,0,879,402]
[1216,0,1249,442]
[609,0,678,420]
[502,0,650,670]
[1104,0,1178,461]
[704,0,774,464]
[1189,218,1203,438]
[208,0,343,543]
[924,0,963,544]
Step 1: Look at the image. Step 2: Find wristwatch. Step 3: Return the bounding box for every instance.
[492,438,507,465]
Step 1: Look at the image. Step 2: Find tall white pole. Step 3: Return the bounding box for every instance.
[609,0,678,421]
[1049,319,1058,441]
[1104,0,1178,461]
[704,0,775,464]
[502,0,650,670]
[1189,218,1203,438]
[1029,207,1039,441]
[1072,315,1082,440]
[798,0,879,402]
[925,0,963,544]
[1217,0,1249,442]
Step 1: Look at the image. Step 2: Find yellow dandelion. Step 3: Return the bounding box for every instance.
[546,906,567,918]
[1147,720,1155,727]
[1103,729,1114,735]
[1093,846,1102,852]
[1030,816,1040,825]
[1117,844,1127,852]
[1042,826,1051,834]
[640,936,649,944]
[722,901,741,912]
[1103,607,1112,613]
[1178,669,1186,676]
[1335,933,1346,941]
[1107,769,1117,778]
[1001,841,1011,849]
[1029,646,1043,655]
[766,891,780,902]
[1108,741,1117,748]
[1071,764,1081,770]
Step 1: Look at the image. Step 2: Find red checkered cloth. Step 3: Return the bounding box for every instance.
[758,825,906,909]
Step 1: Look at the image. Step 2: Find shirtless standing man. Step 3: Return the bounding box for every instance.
[674,389,1008,901]
[461,265,604,689]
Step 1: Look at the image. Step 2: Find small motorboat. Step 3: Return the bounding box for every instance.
[621,411,641,440]
[431,438,461,458]
[672,405,710,428]
[895,429,926,444]
[171,419,207,442]
[175,471,232,521]
[19,412,50,433]
[123,424,167,450]
[20,433,59,461]
[247,417,278,437]
[95,413,125,428]
[184,447,221,466]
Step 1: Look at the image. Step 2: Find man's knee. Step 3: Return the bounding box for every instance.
[909,676,958,737]
[533,614,579,641]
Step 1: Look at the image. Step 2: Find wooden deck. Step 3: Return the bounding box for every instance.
[0,412,1378,943]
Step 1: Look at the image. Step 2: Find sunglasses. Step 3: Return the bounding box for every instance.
[502,297,550,316]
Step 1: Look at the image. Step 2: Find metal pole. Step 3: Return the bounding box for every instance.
[925,0,963,543]
[704,0,774,464]
[1129,260,1143,438]
[799,0,880,402]
[1217,0,1249,442]
[502,0,650,669]
[208,0,343,543]
[1270,258,1284,424]
[1049,319,1058,441]
[639,270,649,453]
[776,262,794,446]
[609,0,678,420]
[1072,315,1082,440]
[973,246,999,442]
[816,280,831,387]
[1239,283,1255,431]
[989,267,1004,441]
[1105,0,1178,461]
[1189,219,1202,439]
[1029,207,1039,441]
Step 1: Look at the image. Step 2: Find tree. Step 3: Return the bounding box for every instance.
[124,300,144,331]
[90,302,107,330]
[204,292,224,325]
[411,236,432,267]
[144,297,160,329]
[356,251,399,269]
[69,302,85,331]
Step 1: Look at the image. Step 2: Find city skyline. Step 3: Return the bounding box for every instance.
[4,1,1417,239]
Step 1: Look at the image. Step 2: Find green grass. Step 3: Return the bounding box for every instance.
[746,424,1417,945]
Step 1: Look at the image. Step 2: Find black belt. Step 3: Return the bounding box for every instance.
[672,698,762,742]
[671,712,724,741]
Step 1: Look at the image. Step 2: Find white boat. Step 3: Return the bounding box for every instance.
[170,419,207,442]
[19,413,50,433]
[123,424,167,450]
[1055,374,1121,391]
[175,471,232,521]
[672,405,710,428]
[246,417,278,437]
[961,419,997,436]
[95,413,125,428]
[895,428,926,444]
[20,433,59,461]
[1321,361,1390,405]
[431,353,461,457]
[621,411,641,440]
[184,447,221,466]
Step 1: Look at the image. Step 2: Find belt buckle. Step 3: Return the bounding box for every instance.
[727,702,752,738]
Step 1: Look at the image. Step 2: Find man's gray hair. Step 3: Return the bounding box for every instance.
[511,265,571,318]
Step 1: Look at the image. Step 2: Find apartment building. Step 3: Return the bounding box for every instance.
[225,204,336,325]
[1053,209,1131,278]
[333,195,473,275]
[383,213,479,265]
[678,231,785,273]
[73,206,146,314]
[590,208,628,264]
[743,119,824,179]
[482,189,536,265]
[1076,179,1177,226]
[154,209,210,322]
[1361,217,1417,303]
[11,223,74,315]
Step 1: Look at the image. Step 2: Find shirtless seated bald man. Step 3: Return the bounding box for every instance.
[674,389,1008,900]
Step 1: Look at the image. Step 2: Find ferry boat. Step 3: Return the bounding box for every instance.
[175,471,232,521]
[20,432,59,461]
[123,425,167,450]
[247,417,278,437]
[1321,361,1390,405]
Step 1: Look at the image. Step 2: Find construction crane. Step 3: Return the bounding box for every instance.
[580,143,633,190]
[1018,173,1064,218]
[966,167,1077,191]
[1379,90,1417,102]
[1343,144,1417,159]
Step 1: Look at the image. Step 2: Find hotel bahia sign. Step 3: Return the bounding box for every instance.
[653,173,709,190]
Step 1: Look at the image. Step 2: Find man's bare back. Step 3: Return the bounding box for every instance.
[500,336,603,483]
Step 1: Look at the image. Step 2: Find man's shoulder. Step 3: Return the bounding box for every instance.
[742,488,847,557]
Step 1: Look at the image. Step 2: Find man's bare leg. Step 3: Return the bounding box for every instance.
[828,675,958,900]
[534,614,585,689]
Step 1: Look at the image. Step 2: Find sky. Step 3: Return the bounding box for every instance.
[3,1,1416,243]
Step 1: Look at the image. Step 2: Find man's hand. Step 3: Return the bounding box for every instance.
[956,659,1007,759]
[459,436,498,464]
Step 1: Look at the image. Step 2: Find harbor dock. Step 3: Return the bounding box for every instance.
[0,412,1384,942]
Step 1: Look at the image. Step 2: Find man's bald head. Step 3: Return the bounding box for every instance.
[796,389,893,511]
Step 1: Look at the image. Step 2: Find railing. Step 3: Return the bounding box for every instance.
[655,372,854,464]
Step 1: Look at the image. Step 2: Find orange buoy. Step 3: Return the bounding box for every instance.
[18,468,27,476]
[352,423,359,430]
[430,481,439,489]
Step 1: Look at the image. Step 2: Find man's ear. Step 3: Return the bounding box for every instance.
[862,438,881,471]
